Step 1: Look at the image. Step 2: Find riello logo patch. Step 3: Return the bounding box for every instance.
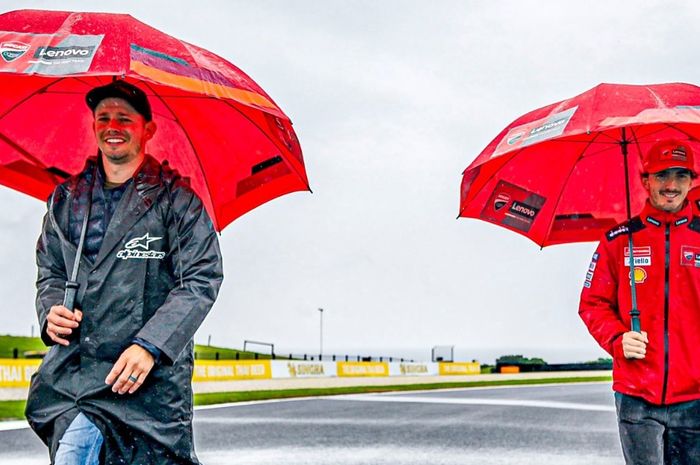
[0,41,30,62]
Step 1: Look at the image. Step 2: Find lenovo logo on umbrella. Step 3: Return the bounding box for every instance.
[509,200,539,219]
[34,45,96,61]
[0,41,29,62]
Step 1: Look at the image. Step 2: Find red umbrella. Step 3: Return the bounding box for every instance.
[459,82,700,331]
[460,82,700,246]
[0,9,309,231]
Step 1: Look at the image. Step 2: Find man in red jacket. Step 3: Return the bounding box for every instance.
[579,139,700,464]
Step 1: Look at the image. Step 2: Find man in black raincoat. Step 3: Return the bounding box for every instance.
[25,80,224,464]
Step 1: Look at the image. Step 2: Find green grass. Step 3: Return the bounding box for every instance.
[0,335,46,359]
[193,344,274,360]
[193,376,612,405]
[0,400,25,421]
[0,335,270,360]
[0,375,612,421]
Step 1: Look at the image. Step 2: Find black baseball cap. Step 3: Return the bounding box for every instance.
[86,80,153,121]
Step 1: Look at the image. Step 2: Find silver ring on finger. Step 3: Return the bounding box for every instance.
[128,374,139,383]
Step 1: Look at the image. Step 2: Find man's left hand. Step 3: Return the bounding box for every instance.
[106,344,155,395]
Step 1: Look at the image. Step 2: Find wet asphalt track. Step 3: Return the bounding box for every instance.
[0,382,622,464]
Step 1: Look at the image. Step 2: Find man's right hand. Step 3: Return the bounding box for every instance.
[46,305,83,346]
[622,331,648,359]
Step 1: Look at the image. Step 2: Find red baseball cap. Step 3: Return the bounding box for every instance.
[643,140,695,174]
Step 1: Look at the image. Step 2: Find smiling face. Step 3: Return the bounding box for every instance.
[642,168,694,213]
[93,97,156,167]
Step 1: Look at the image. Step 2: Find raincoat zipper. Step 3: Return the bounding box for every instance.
[661,222,670,404]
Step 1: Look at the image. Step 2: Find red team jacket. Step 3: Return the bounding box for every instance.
[579,201,700,405]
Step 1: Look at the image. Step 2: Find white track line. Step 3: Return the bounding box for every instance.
[0,420,29,431]
[327,394,615,411]
[0,382,613,431]
[0,397,315,431]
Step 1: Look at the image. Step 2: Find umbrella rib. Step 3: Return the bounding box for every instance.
[458,147,528,221]
[458,145,549,246]
[657,122,700,142]
[0,130,51,171]
[0,76,111,182]
[220,99,311,192]
[542,121,699,245]
[540,132,605,245]
[0,76,71,122]
[0,75,111,123]
[166,40,309,189]
[629,127,645,167]
[458,137,599,245]
[138,81,219,229]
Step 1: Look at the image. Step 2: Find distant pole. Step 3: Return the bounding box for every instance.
[31,325,34,338]
[207,334,211,346]
[318,307,324,359]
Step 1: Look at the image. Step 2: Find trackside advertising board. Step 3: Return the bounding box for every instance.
[271,361,337,378]
[0,359,41,387]
[337,361,389,377]
[438,362,481,375]
[192,360,272,381]
[389,362,438,376]
[0,359,481,387]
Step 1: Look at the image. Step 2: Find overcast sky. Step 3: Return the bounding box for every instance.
[0,0,697,364]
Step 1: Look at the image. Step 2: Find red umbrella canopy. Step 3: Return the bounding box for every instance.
[0,9,309,231]
[459,82,700,247]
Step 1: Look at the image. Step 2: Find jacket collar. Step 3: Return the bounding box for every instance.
[77,153,163,191]
[642,200,693,227]
[133,154,164,195]
[90,154,166,269]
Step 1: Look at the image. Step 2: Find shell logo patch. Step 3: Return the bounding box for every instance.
[629,267,648,284]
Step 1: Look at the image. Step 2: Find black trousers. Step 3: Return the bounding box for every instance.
[616,393,700,465]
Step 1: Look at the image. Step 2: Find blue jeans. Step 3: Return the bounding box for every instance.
[54,412,104,465]
[616,393,700,465]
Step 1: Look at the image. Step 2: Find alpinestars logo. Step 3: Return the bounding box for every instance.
[117,233,165,260]
[0,41,29,62]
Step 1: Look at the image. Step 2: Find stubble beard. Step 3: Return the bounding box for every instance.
[652,191,684,213]
[101,143,143,166]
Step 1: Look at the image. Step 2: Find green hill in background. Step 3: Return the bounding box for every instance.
[0,334,270,360]
[0,335,45,358]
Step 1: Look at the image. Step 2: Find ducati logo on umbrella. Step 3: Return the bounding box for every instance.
[0,41,29,62]
[494,193,510,210]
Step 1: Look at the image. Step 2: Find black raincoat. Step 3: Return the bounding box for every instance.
[26,155,223,464]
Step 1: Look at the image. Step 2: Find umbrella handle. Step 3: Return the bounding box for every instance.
[630,309,641,332]
[621,128,642,334]
[62,280,79,311]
